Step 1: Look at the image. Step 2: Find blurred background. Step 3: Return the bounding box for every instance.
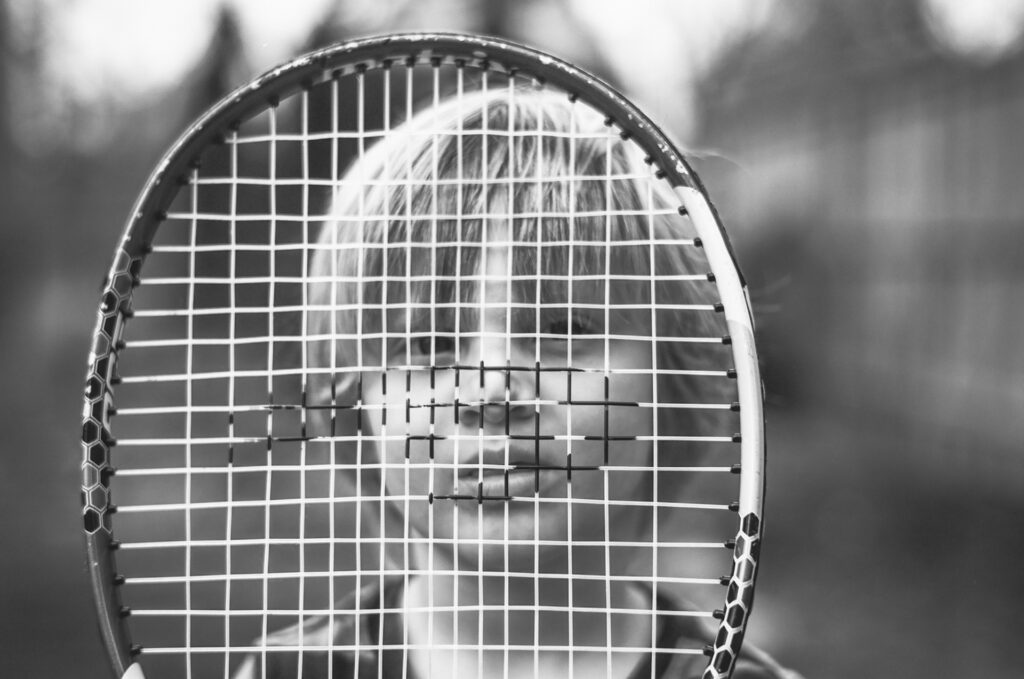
[2,0,1022,677]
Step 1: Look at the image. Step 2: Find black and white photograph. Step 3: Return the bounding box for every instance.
[1,2,1021,678]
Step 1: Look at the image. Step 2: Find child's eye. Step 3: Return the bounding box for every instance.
[546,315,597,337]
[414,335,456,356]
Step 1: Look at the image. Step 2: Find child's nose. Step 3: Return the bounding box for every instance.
[458,336,534,428]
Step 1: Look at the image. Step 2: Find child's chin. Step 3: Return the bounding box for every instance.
[453,540,574,575]
[442,510,575,573]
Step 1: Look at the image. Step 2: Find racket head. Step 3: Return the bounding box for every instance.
[81,33,764,679]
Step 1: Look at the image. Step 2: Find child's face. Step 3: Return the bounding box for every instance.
[359,223,656,573]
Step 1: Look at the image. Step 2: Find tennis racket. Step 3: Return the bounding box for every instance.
[82,33,765,679]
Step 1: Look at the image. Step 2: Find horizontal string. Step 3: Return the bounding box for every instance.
[124,570,722,587]
[138,643,706,655]
[224,128,641,144]
[162,207,692,224]
[118,537,727,550]
[113,465,734,477]
[130,605,713,618]
[114,496,733,513]
[114,401,734,416]
[152,236,692,250]
[188,170,663,186]
[114,434,736,447]
[138,268,710,283]
[114,368,729,385]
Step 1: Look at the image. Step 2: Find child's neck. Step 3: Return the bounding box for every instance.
[401,559,653,679]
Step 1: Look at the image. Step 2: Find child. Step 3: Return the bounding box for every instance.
[236,85,797,679]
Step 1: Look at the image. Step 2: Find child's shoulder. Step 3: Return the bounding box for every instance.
[654,588,801,679]
[233,577,405,679]
[259,575,403,649]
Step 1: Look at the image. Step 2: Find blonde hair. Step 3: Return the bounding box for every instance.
[308,87,731,418]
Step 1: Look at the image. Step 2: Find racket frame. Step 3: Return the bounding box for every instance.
[81,32,765,679]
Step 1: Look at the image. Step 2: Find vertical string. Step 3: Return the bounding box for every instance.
[259,101,280,679]
[185,164,198,679]
[528,84,544,679]
[401,57,413,679]
[403,56,420,679]
[603,120,614,678]
[565,94,578,679]
[326,73,340,679]
[647,157,660,678]
[297,86,311,679]
[477,65,491,675]
[352,68,366,679]
[450,60,471,679]
[501,73,516,679]
[378,61,392,678]
[429,57,447,677]
[223,127,239,679]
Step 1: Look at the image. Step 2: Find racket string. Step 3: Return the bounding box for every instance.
[100,53,743,679]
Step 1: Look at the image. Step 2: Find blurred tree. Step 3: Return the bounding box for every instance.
[694,7,1024,673]
[0,0,8,160]
[480,0,514,37]
[191,5,246,115]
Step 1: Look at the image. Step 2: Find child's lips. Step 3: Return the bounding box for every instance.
[453,450,564,499]
[460,467,559,500]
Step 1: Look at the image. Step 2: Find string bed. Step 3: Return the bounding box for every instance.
[100,54,742,679]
